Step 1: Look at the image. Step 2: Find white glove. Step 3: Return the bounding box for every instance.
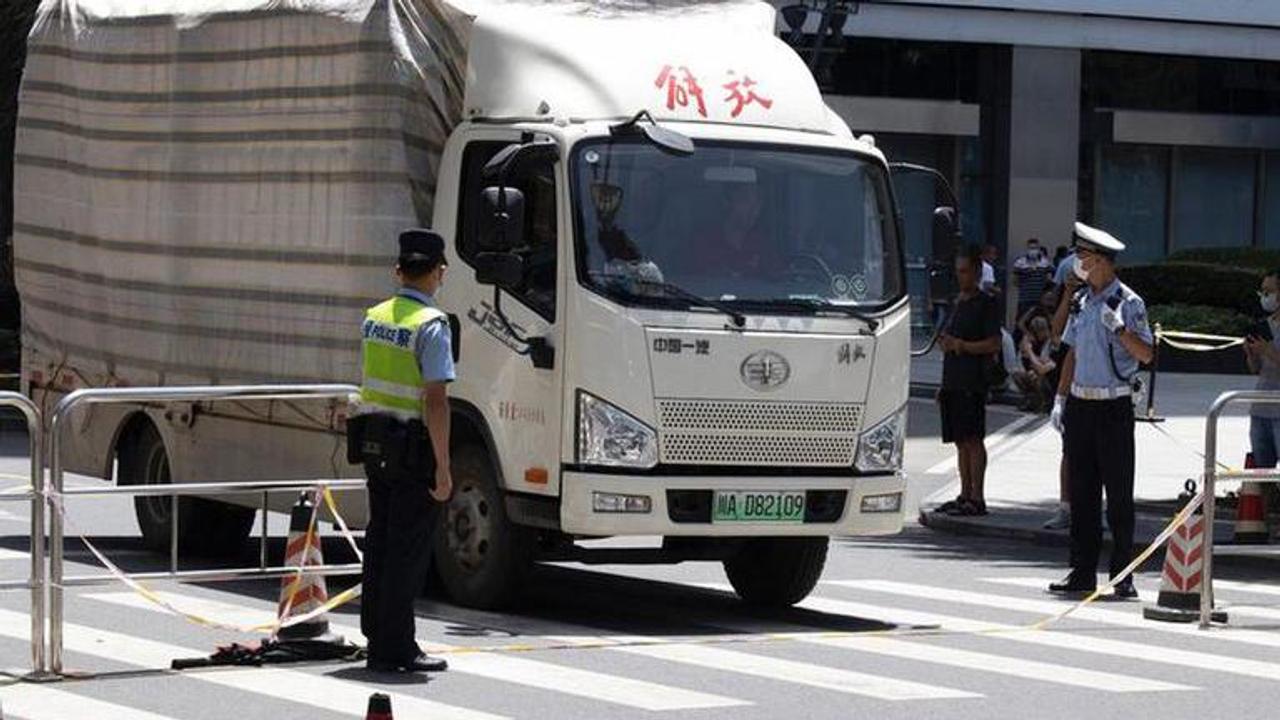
[1050,395,1066,434]
[1102,304,1125,334]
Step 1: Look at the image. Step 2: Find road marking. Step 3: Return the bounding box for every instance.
[0,548,28,561]
[696,583,1193,692]
[832,579,1280,650]
[921,412,1043,477]
[609,641,979,701]
[0,608,505,720]
[983,577,1280,622]
[1211,578,1280,598]
[691,584,1280,685]
[0,682,182,720]
[87,591,745,711]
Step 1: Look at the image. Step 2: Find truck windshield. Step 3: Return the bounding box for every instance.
[572,139,904,312]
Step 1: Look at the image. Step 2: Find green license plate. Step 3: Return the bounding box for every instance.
[713,491,806,523]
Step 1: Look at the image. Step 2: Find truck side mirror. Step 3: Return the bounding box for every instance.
[479,186,525,252]
[474,251,525,288]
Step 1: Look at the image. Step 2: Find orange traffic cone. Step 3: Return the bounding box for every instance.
[365,692,393,720]
[1234,453,1270,544]
[276,492,342,644]
[1143,507,1227,623]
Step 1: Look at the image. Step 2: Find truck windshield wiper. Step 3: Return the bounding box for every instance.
[590,270,747,328]
[635,280,747,328]
[742,297,879,332]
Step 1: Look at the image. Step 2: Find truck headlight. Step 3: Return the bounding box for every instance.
[577,391,658,469]
[855,405,906,472]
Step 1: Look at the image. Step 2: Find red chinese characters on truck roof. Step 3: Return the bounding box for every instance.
[654,65,773,119]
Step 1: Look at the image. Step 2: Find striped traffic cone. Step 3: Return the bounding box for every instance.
[1143,510,1226,623]
[276,492,342,644]
[365,692,393,720]
[1234,453,1270,544]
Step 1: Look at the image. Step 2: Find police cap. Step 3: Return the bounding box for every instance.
[1072,221,1125,257]
[398,228,446,268]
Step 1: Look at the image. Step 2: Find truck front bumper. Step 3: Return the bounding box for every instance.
[559,470,906,537]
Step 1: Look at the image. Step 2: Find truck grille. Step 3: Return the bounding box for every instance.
[656,400,862,466]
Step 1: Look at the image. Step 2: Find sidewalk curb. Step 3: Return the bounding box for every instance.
[920,510,1280,571]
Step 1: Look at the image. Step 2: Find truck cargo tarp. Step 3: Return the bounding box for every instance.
[14,0,473,387]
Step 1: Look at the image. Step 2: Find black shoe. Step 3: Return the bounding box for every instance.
[1110,579,1138,600]
[367,653,448,673]
[1047,572,1096,595]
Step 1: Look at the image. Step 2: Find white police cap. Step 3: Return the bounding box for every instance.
[1072,221,1125,255]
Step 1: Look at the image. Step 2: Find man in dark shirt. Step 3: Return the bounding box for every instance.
[936,246,1003,516]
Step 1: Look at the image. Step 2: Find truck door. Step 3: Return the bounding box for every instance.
[452,137,564,497]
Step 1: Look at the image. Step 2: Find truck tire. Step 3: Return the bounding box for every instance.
[120,422,254,557]
[433,444,532,609]
[723,537,828,608]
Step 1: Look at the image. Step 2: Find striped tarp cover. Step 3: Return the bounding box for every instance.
[13,0,470,388]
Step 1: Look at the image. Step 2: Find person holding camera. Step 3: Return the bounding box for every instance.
[349,229,454,673]
[1245,270,1280,468]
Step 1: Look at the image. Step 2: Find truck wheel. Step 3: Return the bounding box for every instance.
[433,444,532,609]
[120,422,254,557]
[723,537,829,608]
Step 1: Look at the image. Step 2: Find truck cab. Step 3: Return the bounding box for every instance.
[428,5,913,607]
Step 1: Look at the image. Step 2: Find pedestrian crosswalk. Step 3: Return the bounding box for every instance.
[2,566,1280,719]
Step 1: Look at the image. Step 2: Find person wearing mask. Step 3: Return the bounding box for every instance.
[1048,223,1153,598]
[935,246,1003,517]
[1245,270,1280,470]
[1013,238,1052,320]
[348,229,454,673]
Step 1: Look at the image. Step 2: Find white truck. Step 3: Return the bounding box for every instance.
[15,0,939,608]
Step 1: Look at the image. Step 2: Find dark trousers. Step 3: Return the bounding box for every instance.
[361,459,438,663]
[1064,396,1135,578]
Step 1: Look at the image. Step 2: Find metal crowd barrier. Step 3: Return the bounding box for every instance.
[0,392,48,679]
[1201,389,1280,628]
[46,385,363,674]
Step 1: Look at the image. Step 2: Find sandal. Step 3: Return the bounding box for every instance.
[947,498,989,517]
[935,497,965,514]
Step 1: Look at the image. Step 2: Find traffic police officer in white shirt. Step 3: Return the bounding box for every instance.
[1048,222,1154,599]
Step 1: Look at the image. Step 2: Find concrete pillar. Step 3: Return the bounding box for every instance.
[1004,46,1081,322]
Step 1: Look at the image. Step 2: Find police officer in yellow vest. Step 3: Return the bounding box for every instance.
[350,229,454,673]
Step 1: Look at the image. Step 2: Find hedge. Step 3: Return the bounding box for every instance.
[1119,262,1262,315]
[1167,247,1280,272]
[1146,303,1254,337]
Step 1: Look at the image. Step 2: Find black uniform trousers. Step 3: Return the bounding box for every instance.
[361,456,438,664]
[1064,396,1135,579]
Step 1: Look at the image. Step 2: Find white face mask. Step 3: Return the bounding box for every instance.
[1072,255,1089,281]
[1262,293,1279,314]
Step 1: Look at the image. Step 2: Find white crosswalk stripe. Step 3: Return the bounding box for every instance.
[0,682,182,720]
[696,584,1192,693]
[1205,578,1280,599]
[0,607,505,720]
[85,591,747,711]
[983,577,1280,622]
[767,584,1280,683]
[832,579,1280,650]
[610,640,978,700]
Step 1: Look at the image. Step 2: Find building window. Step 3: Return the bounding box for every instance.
[1171,148,1256,253]
[1097,144,1168,264]
[1264,153,1280,249]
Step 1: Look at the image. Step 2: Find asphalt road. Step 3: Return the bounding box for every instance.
[1,406,1279,720]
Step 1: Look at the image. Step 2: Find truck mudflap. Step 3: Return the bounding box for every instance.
[559,471,905,537]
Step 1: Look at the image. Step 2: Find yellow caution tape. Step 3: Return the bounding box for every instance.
[53,483,365,637]
[1156,329,1244,352]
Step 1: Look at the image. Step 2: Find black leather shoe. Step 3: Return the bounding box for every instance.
[1110,579,1138,600]
[367,653,448,673]
[1047,572,1096,595]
